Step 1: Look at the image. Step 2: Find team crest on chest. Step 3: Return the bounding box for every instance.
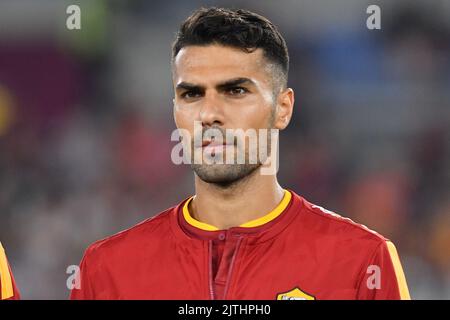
[276,287,316,300]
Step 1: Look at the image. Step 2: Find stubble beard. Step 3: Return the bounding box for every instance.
[191,161,262,187]
[191,117,275,188]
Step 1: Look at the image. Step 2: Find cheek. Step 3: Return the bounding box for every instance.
[231,96,273,129]
[174,105,195,130]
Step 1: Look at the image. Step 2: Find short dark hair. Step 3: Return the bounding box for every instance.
[172,7,289,88]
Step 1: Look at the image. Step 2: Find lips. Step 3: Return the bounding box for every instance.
[201,140,229,147]
[200,140,234,154]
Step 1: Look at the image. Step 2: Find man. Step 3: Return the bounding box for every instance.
[0,242,20,300]
[71,7,410,300]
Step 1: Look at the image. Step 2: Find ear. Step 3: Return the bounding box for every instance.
[273,88,294,130]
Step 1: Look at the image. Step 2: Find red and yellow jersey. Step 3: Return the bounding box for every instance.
[71,190,410,300]
[0,242,20,300]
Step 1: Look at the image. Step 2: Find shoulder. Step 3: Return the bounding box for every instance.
[294,193,390,249]
[81,206,175,262]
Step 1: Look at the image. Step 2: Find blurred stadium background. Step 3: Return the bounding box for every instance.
[0,0,449,299]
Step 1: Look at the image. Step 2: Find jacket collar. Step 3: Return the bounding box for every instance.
[170,189,303,245]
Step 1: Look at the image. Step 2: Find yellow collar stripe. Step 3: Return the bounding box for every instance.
[0,242,14,300]
[183,198,220,231]
[183,190,292,231]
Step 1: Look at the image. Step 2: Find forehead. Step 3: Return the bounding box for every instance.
[173,45,270,84]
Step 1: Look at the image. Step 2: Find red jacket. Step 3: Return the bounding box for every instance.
[70,190,410,300]
[0,242,20,300]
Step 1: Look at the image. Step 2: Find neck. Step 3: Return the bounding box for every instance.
[189,168,284,230]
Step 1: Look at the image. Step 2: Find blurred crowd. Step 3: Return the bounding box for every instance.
[0,0,449,299]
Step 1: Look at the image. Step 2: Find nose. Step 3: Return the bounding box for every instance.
[199,92,224,128]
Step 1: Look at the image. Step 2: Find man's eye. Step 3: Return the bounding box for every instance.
[181,91,202,99]
[227,87,248,95]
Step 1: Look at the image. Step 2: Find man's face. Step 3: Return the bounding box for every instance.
[172,44,280,185]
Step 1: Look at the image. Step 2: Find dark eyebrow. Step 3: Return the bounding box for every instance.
[216,78,256,90]
[175,77,255,92]
[175,82,205,91]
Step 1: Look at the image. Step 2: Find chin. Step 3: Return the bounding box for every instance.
[192,163,261,186]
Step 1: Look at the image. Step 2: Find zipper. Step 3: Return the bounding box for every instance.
[222,236,243,299]
[208,240,215,300]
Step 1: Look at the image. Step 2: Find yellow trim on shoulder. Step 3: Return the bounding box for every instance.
[0,242,14,300]
[183,190,292,231]
[386,241,411,300]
